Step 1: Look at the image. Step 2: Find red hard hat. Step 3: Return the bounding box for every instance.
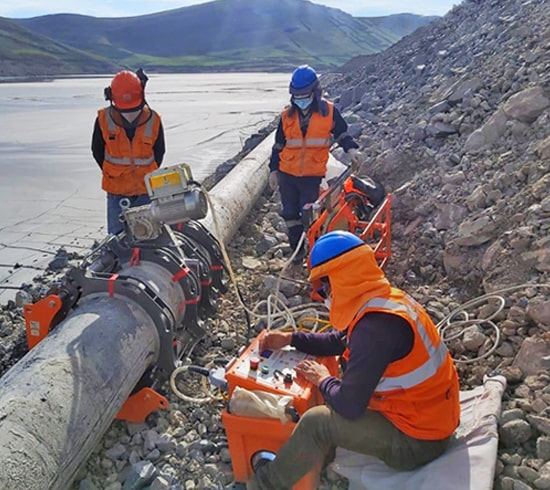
[109,71,144,110]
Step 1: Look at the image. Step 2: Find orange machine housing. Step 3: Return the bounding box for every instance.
[222,330,339,489]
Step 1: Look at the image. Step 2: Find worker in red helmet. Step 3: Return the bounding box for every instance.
[247,231,460,489]
[91,69,165,234]
[269,65,364,264]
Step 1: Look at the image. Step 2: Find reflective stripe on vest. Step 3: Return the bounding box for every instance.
[357,297,449,392]
[278,102,334,177]
[104,111,156,166]
[285,137,332,148]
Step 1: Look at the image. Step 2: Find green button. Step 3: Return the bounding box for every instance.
[261,365,269,375]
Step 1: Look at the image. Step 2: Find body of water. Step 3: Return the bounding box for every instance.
[0,72,290,229]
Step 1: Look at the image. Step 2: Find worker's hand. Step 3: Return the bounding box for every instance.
[269,171,279,192]
[295,360,331,387]
[259,330,292,352]
[348,148,364,173]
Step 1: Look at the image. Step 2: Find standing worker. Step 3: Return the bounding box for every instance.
[269,65,363,263]
[91,69,166,235]
[247,231,460,489]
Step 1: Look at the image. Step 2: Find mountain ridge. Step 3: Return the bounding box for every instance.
[0,0,436,77]
[0,16,119,78]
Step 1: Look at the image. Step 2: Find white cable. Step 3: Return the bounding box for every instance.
[169,363,224,405]
[436,283,550,364]
[170,188,329,403]
[201,187,328,331]
[201,185,550,365]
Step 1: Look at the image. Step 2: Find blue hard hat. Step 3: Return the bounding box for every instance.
[289,65,319,96]
[310,231,364,268]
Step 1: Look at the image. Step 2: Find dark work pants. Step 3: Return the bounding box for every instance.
[277,172,322,251]
[248,406,451,490]
[106,193,151,235]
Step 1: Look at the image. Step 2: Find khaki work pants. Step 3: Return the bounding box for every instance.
[250,405,451,490]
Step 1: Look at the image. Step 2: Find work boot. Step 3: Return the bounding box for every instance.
[251,450,276,473]
[247,450,276,490]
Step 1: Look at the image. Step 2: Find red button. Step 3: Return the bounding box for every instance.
[250,355,260,370]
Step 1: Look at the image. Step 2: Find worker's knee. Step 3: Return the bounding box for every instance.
[296,405,332,433]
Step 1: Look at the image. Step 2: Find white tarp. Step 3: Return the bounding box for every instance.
[331,375,507,490]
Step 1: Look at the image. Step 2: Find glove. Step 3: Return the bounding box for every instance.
[348,148,364,172]
[269,170,279,192]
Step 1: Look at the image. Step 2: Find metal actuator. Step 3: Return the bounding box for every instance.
[123,163,208,241]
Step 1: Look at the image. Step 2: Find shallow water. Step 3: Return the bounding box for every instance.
[0,72,290,228]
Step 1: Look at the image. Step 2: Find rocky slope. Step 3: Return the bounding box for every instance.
[1,0,549,489]
[323,0,550,488]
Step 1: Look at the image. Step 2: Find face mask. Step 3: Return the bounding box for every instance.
[121,110,141,122]
[293,95,313,110]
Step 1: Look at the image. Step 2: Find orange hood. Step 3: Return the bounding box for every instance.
[309,245,391,330]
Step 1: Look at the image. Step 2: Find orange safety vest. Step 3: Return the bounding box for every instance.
[345,288,460,440]
[278,102,334,177]
[98,106,161,196]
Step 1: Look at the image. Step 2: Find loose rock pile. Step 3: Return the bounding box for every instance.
[1,0,549,489]
[322,0,550,488]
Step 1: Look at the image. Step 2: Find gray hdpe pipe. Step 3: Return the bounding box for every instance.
[0,132,276,490]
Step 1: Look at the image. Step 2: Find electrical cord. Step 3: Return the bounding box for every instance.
[200,185,330,333]
[169,361,227,405]
[168,186,330,404]
[436,283,550,364]
[198,184,550,369]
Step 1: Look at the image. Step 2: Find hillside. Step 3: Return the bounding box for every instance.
[365,13,438,38]
[7,0,433,74]
[0,17,118,78]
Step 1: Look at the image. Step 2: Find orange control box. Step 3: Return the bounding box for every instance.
[222,330,339,488]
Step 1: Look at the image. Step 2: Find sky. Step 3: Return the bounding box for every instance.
[1,1,458,19]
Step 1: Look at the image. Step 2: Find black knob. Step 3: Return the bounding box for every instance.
[284,373,293,384]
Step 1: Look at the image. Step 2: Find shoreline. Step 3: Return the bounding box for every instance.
[0,70,293,85]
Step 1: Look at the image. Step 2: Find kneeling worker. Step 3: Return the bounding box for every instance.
[247,231,460,489]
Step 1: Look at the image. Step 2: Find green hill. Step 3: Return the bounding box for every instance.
[4,0,436,75]
[0,17,118,77]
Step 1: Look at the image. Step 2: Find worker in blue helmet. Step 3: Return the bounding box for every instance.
[268,65,364,264]
[246,231,460,490]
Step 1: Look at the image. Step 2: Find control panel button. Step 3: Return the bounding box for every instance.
[249,355,260,371]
